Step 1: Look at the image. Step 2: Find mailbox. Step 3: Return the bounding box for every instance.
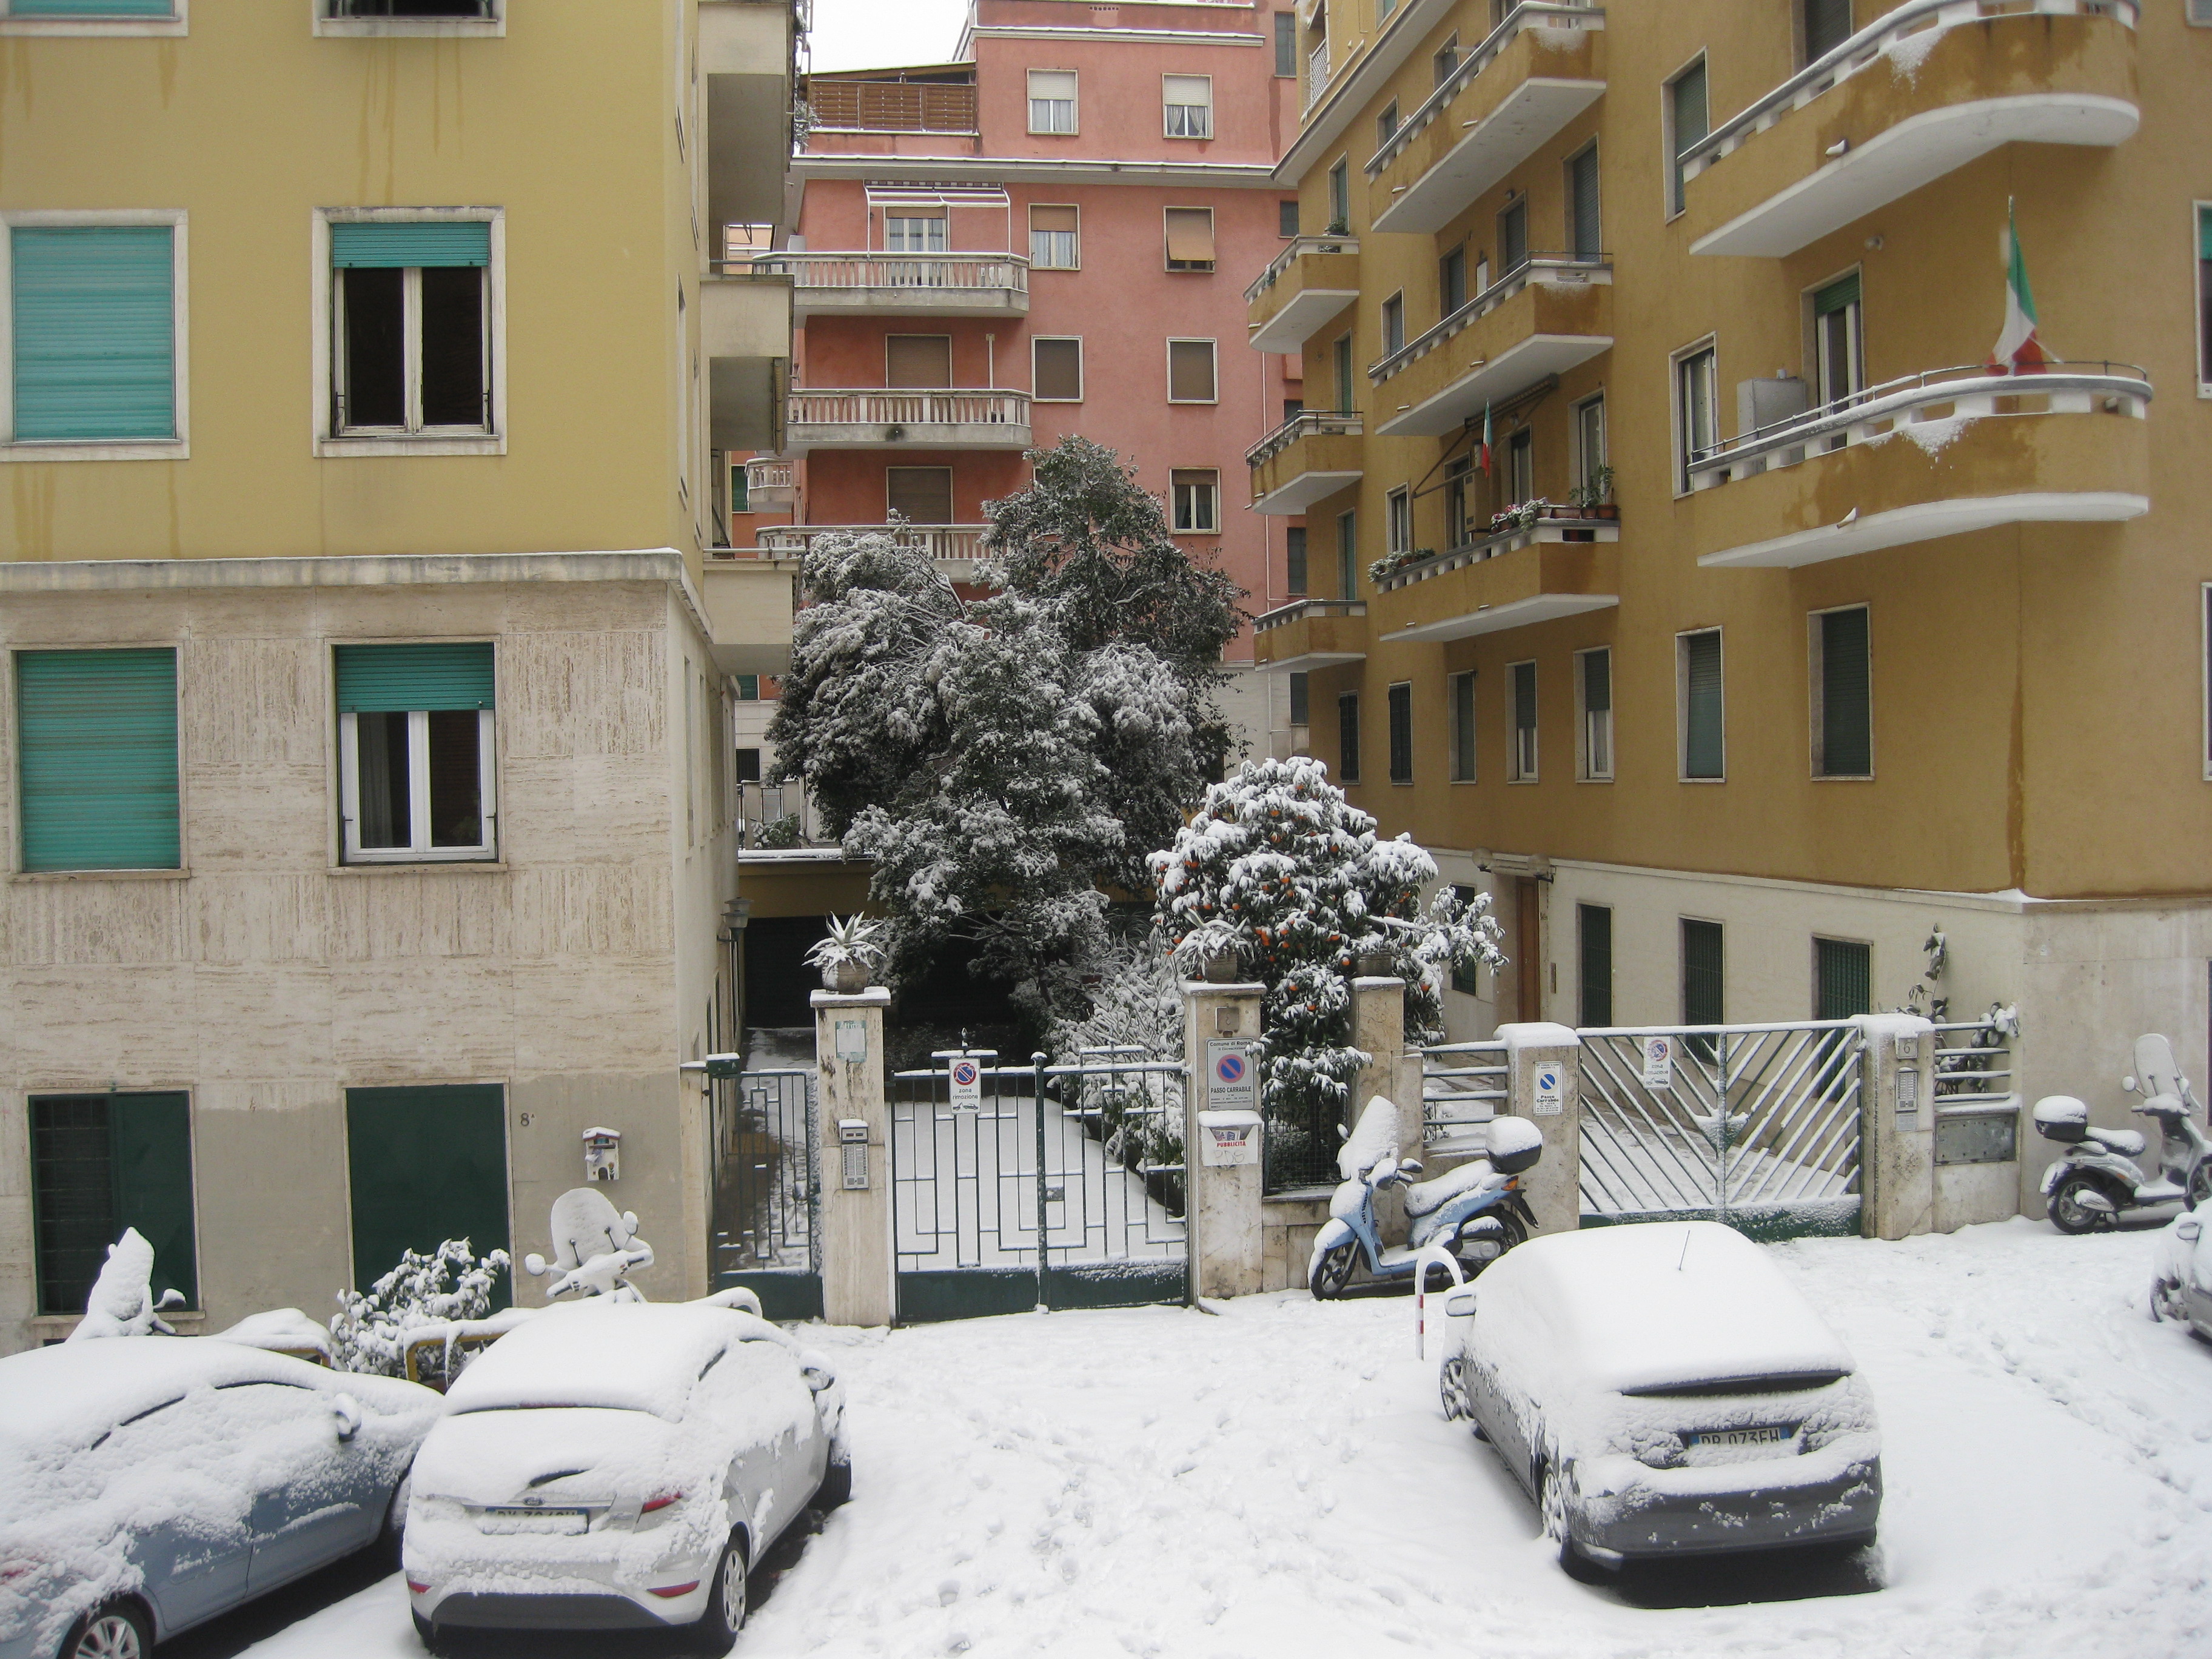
[581,1126,622,1183]
[1197,1108,1262,1168]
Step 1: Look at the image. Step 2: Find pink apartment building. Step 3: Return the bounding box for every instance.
[735,0,1311,762]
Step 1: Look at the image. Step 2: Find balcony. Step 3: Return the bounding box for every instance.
[702,272,793,453]
[1682,0,2139,259]
[701,554,800,677]
[1247,411,1363,515]
[1367,3,1605,236]
[1687,363,2150,569]
[1372,515,1619,642]
[755,523,990,578]
[742,458,796,508]
[1252,598,1368,674]
[703,0,800,237]
[746,252,1029,318]
[1305,39,1334,115]
[807,78,978,135]
[1245,235,1361,355]
[1369,256,1611,438]
[783,389,1031,453]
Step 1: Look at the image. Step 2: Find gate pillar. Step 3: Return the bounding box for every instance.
[1500,1022,1581,1236]
[813,986,893,1327]
[1184,979,1265,1299]
[1854,1014,1936,1241]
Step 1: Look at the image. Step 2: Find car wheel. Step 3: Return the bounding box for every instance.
[2152,1275,2190,1324]
[691,1531,749,1654]
[62,1604,150,1659]
[1438,1353,1472,1422]
[411,1609,453,1657]
[816,1455,853,1510]
[2048,1173,2111,1235]
[1309,1240,1358,1300]
[1537,1460,1604,1581]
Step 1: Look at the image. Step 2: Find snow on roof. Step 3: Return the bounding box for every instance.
[0,1338,313,1450]
[1481,1221,1855,1396]
[441,1301,790,1423]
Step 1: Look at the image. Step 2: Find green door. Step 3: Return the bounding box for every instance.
[345,1085,511,1309]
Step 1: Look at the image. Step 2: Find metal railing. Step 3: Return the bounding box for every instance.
[1253,596,1366,634]
[1681,0,2137,186]
[756,523,988,563]
[1368,253,1609,384]
[1366,2,1605,178]
[787,389,1032,429]
[1421,1039,1509,1153]
[1932,1019,2015,1104]
[1372,511,1618,593]
[807,78,979,134]
[1304,39,1333,112]
[744,250,1029,296]
[740,780,828,849]
[1686,361,2150,491]
[1245,408,1362,469]
[1244,233,1361,306]
[708,1068,818,1295]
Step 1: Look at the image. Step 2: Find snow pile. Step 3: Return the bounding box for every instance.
[1880,19,1947,82]
[1336,1094,1400,1181]
[207,1308,333,1361]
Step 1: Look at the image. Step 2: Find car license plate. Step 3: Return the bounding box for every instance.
[1692,1424,1793,1449]
[479,1507,588,1535]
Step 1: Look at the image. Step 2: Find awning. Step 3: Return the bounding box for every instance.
[864,184,1010,209]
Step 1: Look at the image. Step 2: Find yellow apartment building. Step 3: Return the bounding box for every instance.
[0,0,799,1352]
[1248,0,2212,1211]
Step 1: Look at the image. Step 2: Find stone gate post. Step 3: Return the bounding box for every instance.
[814,986,893,1326]
[1183,978,1265,1299]
[1500,1021,1581,1236]
[1855,1013,1936,1241]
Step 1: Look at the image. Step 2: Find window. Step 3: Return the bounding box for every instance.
[1029,205,1079,269]
[1815,936,1872,1020]
[1328,159,1350,233]
[1336,509,1358,597]
[1377,100,1399,148]
[1164,75,1213,138]
[1028,69,1077,133]
[1381,292,1405,356]
[735,675,762,702]
[1577,646,1612,780]
[1667,58,1709,216]
[30,1092,195,1318]
[329,1,496,15]
[1574,394,1607,500]
[1812,605,1872,777]
[1676,343,1717,490]
[886,465,953,523]
[1450,885,1484,993]
[1496,198,1527,275]
[884,213,948,253]
[1812,271,1863,410]
[1567,142,1601,260]
[1386,485,1412,554]
[1164,207,1216,271]
[1439,244,1467,318]
[728,461,750,517]
[1284,397,1305,424]
[1286,525,1308,594]
[1279,198,1301,238]
[15,648,179,871]
[1803,0,1853,63]
[1509,660,1538,781]
[1388,682,1413,784]
[1171,469,1221,532]
[1445,455,1472,548]
[335,642,497,863]
[1033,336,1083,401]
[1449,670,1476,782]
[1434,33,1460,87]
[1167,338,1218,402]
[1275,10,1296,76]
[4,220,181,451]
[1332,332,1355,413]
[1289,671,1310,727]
[5,0,181,21]
[736,747,763,785]
[886,333,952,387]
[1578,905,1612,1026]
[329,218,492,440]
[1338,692,1361,782]
[1677,628,1724,781]
[1681,918,1724,1028]
[1506,427,1533,506]
[2199,205,2212,389]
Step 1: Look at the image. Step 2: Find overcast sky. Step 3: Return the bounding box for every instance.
[810,0,971,73]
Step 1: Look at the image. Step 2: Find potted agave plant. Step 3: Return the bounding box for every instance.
[805,914,886,994]
[1173,919,1250,985]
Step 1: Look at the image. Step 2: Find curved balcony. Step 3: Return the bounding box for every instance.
[1687,363,2150,569]
[742,458,796,508]
[1253,598,1368,673]
[1245,235,1361,355]
[746,252,1030,318]
[1369,256,1611,438]
[1682,0,2139,259]
[1368,2,1606,236]
[785,389,1031,453]
[1373,515,1619,642]
[754,523,989,575]
[1247,411,1364,515]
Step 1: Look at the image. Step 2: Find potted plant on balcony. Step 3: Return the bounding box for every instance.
[806,914,887,994]
[1567,465,1618,520]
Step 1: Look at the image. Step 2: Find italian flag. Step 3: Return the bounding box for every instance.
[1479,402,1493,474]
[1988,198,2046,374]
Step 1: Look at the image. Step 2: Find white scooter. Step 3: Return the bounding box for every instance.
[2034,1034,2212,1234]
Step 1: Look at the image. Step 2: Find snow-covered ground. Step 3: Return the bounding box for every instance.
[216,1219,2212,1659]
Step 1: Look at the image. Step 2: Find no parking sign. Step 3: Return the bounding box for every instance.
[950,1057,982,1108]
[1206,1040,1256,1111]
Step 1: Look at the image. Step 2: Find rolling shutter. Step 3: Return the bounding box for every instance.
[1570,146,1601,260]
[1164,208,1215,265]
[1681,919,1725,1027]
[1814,272,1861,317]
[1032,337,1082,401]
[886,334,953,388]
[1030,204,1078,235]
[334,642,495,712]
[12,225,176,443]
[330,221,491,269]
[346,1085,511,1305]
[1681,630,1724,779]
[1815,937,1873,1019]
[16,648,180,872]
[1387,682,1413,783]
[1168,339,1216,401]
[13,0,174,15]
[1338,692,1360,782]
[1805,0,1854,61]
[1819,608,1871,776]
[886,466,953,522]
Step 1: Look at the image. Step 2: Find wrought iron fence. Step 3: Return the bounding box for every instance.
[708,1067,820,1318]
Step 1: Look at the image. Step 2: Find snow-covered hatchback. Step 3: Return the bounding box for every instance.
[1440,1221,1881,1573]
[403,1300,846,1652]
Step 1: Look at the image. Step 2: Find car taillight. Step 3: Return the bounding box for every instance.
[641,1492,683,1513]
[406,1579,431,1595]
[647,1580,700,1598]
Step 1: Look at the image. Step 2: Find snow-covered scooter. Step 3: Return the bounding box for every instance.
[2034,1033,2212,1234]
[1309,1096,1543,1298]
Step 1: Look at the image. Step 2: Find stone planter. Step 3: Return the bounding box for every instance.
[1356,949,1395,977]
[822,960,870,994]
[1202,952,1244,984]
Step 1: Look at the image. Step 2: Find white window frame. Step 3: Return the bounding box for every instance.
[315,1,503,39]
[1028,69,1078,135]
[1170,468,1221,534]
[1165,337,1219,404]
[338,706,499,864]
[1671,335,1718,497]
[1509,659,1538,783]
[1163,73,1214,139]
[1448,669,1476,783]
[0,209,189,462]
[1575,645,1614,782]
[2195,201,2211,400]
[1675,626,1726,783]
[883,212,948,253]
[1385,485,1412,554]
[313,207,504,458]
[0,0,186,36]
[1031,335,1084,403]
[1381,289,1406,356]
[1028,203,1079,270]
[1572,391,1607,498]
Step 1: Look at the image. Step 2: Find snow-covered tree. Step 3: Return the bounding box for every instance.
[1149,757,1506,1179]
[330,1238,511,1379]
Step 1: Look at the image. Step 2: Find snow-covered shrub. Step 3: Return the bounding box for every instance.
[330,1239,511,1379]
[1047,929,1186,1197]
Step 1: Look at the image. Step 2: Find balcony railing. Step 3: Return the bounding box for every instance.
[743,458,794,494]
[1365,1,1604,179]
[1244,234,1360,306]
[754,523,989,564]
[1305,41,1333,112]
[807,79,978,134]
[1680,0,2138,187]
[746,252,1029,297]
[1369,253,1609,384]
[1687,361,2150,491]
[1255,597,1366,634]
[1245,409,1362,469]
[1372,512,1619,594]
[788,389,1032,428]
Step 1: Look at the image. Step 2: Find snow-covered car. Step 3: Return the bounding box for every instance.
[1439,1221,1882,1574]
[403,1299,847,1650]
[2150,1203,2212,1338]
[0,1338,440,1659]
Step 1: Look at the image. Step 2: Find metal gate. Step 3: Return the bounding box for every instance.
[890,1050,1188,1322]
[1577,1022,1864,1239]
[708,1067,822,1320]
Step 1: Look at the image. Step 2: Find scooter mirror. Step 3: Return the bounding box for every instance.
[2123,1076,2138,1094]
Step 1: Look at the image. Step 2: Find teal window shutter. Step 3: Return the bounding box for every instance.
[12,225,175,442]
[330,221,491,269]
[1814,272,1862,316]
[1815,937,1874,1020]
[11,1,175,14]
[29,1092,195,1316]
[1819,607,1872,776]
[16,648,180,871]
[1682,630,1724,779]
[335,642,495,712]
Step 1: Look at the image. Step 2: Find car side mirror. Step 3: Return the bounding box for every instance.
[330,1393,362,1443]
[1442,1289,1477,1319]
[2179,1218,2204,1243]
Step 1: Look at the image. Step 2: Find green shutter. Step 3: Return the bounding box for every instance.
[1338,692,1359,782]
[12,225,175,442]
[1814,272,1861,316]
[1582,648,1611,714]
[1806,0,1854,60]
[29,1092,194,1316]
[17,648,180,872]
[330,221,491,270]
[346,1085,512,1307]
[110,1092,197,1312]
[1816,937,1873,1019]
[1683,631,1723,779]
[1570,146,1601,260]
[1682,918,1725,1026]
[1820,607,1871,776]
[1579,903,1612,1027]
[2199,206,2211,261]
[10,1,174,15]
[335,642,495,712]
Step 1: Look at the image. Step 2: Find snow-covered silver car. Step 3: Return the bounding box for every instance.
[2151,1202,2212,1338]
[0,1338,440,1659]
[403,1299,847,1651]
[1439,1221,1882,1574]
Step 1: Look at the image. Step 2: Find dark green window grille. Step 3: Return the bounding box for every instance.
[1285,525,1307,595]
[1682,917,1724,1032]
[1817,606,1871,776]
[1579,903,1613,1027]
[1387,683,1413,784]
[31,1092,196,1316]
[16,647,180,872]
[1289,671,1309,728]
[1338,692,1360,783]
[1815,937,1873,1019]
[1450,671,1476,782]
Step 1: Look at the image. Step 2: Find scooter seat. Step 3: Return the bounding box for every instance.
[1404,1158,1495,1218]
[2085,1125,2147,1158]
